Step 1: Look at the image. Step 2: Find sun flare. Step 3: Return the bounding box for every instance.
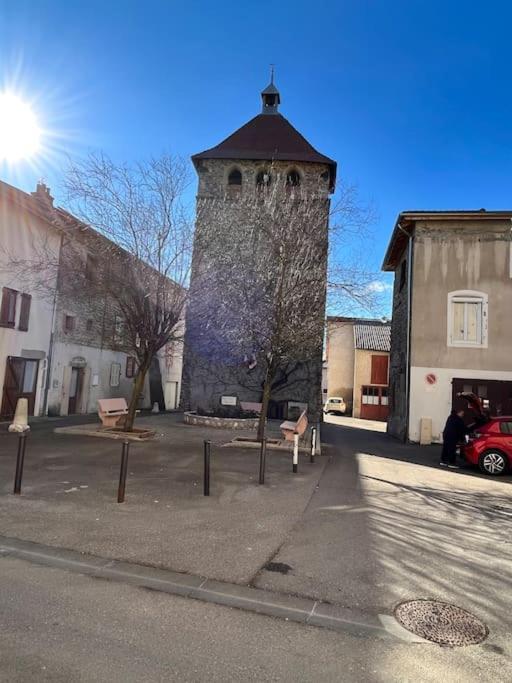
[0,92,41,162]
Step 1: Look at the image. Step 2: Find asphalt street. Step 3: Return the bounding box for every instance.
[0,555,508,682]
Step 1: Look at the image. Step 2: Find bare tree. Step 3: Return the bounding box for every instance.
[186,166,378,439]
[61,153,192,429]
[1,154,192,430]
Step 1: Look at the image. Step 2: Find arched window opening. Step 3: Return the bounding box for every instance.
[256,170,271,188]
[228,168,242,186]
[286,169,301,187]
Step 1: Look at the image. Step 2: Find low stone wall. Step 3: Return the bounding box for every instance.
[183,411,259,430]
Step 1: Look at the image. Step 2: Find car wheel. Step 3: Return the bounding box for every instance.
[478,450,508,475]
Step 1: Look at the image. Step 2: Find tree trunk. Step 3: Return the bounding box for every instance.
[257,369,273,441]
[125,362,149,431]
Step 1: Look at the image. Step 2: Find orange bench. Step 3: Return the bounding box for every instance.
[280,410,308,441]
[98,398,128,427]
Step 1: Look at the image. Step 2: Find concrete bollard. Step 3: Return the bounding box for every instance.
[293,434,299,473]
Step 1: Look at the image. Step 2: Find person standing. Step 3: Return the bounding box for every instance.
[440,409,468,468]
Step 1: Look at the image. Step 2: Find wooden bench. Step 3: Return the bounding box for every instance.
[240,402,263,414]
[98,398,128,428]
[280,410,308,441]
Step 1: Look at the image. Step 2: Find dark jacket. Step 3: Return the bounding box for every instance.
[443,412,468,444]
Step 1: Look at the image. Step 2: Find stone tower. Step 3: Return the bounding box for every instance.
[181,78,336,421]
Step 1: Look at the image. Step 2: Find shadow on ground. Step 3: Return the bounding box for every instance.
[0,413,325,585]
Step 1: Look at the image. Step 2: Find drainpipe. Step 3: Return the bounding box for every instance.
[42,233,63,417]
[397,223,414,442]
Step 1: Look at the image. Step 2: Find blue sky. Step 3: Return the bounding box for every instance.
[1,1,512,315]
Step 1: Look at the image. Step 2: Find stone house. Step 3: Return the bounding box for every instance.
[181,78,336,421]
[382,210,512,443]
[325,317,390,420]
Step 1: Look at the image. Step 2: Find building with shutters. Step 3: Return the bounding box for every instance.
[0,178,182,420]
[382,210,512,443]
[0,180,61,419]
[325,317,391,420]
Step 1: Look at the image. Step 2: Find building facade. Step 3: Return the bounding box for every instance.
[383,210,512,443]
[0,179,182,421]
[0,181,60,419]
[181,79,336,421]
[325,317,390,420]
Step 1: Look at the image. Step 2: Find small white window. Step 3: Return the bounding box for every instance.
[110,362,121,387]
[447,291,488,348]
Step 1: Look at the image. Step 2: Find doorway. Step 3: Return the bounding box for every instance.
[68,367,84,414]
[1,356,40,419]
[360,385,389,421]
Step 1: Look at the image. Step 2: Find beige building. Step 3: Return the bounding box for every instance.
[0,179,183,421]
[325,317,390,420]
[0,181,60,419]
[383,210,512,443]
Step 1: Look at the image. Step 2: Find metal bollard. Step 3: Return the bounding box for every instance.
[293,434,299,473]
[13,432,28,495]
[259,438,267,485]
[204,440,211,496]
[117,440,130,503]
[310,427,317,464]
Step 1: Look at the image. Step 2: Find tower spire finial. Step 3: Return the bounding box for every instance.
[261,68,280,114]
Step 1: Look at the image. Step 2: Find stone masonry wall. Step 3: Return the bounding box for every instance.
[181,158,331,422]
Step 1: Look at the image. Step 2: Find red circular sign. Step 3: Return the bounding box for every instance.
[426,373,437,385]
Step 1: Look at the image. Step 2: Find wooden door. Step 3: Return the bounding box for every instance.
[361,385,389,421]
[1,356,39,419]
[68,367,84,414]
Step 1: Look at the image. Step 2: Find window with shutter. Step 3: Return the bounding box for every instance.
[18,293,32,331]
[371,355,389,385]
[0,288,17,327]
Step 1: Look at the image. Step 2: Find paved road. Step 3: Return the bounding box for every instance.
[0,554,508,682]
[256,418,512,659]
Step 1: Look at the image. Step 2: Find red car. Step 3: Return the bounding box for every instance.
[458,393,512,475]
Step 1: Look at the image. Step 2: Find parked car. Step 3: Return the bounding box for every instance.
[458,392,512,475]
[323,396,346,415]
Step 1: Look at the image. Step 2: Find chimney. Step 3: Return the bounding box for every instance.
[31,181,54,207]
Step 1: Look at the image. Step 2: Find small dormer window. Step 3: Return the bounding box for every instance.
[228,168,242,186]
[286,169,301,187]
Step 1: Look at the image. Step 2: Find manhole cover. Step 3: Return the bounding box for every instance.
[394,600,488,647]
[263,562,292,574]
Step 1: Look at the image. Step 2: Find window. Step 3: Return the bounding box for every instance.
[18,294,31,331]
[286,169,301,187]
[362,386,379,405]
[227,168,242,186]
[113,315,124,345]
[399,260,407,291]
[256,170,271,188]
[371,355,389,385]
[448,291,488,348]
[126,356,136,378]
[85,254,97,283]
[0,288,17,327]
[86,318,93,331]
[64,314,75,333]
[110,362,121,387]
[500,422,512,434]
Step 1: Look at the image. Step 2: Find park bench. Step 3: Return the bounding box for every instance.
[240,402,263,414]
[98,398,128,428]
[280,410,308,442]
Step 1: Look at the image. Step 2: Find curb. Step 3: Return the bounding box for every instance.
[0,534,411,642]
